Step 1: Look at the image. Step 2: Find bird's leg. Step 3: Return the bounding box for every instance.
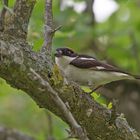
[87,85,103,94]
[109,99,119,124]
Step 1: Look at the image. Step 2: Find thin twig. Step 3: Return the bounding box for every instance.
[41,0,61,56]
[53,25,62,32]
[0,0,8,31]
[30,68,89,140]
[42,0,53,55]
[3,5,13,14]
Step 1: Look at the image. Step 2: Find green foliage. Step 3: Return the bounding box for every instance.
[0,78,68,140]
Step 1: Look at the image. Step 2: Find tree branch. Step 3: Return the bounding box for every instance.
[0,0,8,31]
[0,126,35,140]
[85,0,95,25]
[42,0,61,57]
[42,0,53,56]
[30,68,89,140]
[4,0,36,39]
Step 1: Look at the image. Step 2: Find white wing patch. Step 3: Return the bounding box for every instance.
[113,72,129,77]
[96,66,105,70]
[79,57,95,60]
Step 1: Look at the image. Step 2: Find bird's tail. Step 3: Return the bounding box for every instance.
[133,74,140,80]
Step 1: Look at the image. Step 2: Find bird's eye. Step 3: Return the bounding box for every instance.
[68,51,72,54]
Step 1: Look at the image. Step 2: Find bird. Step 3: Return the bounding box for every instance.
[55,47,140,93]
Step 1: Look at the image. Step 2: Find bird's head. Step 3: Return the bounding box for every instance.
[55,48,77,69]
[55,48,77,58]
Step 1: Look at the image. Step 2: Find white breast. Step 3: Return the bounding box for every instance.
[55,56,76,69]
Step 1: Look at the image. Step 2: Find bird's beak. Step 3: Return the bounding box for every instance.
[54,50,62,57]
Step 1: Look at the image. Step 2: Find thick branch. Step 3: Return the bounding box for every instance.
[30,68,89,140]
[4,0,36,39]
[0,35,140,140]
[0,0,8,31]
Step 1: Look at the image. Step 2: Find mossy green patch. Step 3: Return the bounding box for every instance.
[50,64,64,87]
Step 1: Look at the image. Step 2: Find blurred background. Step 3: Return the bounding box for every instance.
[0,0,140,139]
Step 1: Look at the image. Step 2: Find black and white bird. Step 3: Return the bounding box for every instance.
[55,47,140,92]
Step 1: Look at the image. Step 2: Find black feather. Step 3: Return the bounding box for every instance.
[70,57,122,72]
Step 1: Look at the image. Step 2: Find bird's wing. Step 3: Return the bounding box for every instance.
[70,57,129,74]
